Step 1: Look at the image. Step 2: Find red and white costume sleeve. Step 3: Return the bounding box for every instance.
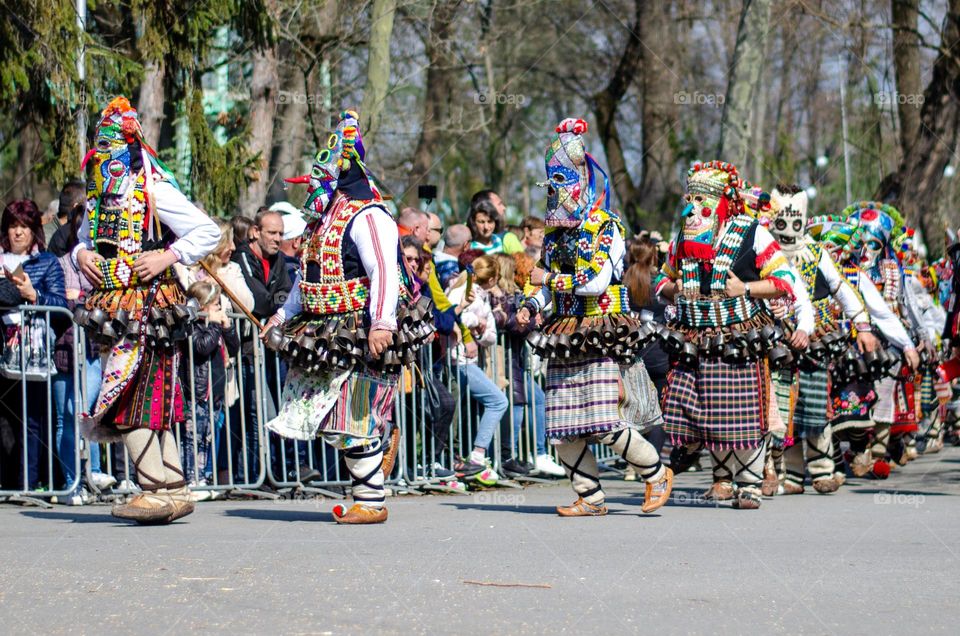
[353,206,400,332]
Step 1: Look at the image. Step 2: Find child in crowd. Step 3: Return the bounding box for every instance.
[446,252,507,484]
[183,281,240,500]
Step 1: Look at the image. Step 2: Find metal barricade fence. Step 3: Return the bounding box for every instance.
[0,305,81,503]
[1,307,575,505]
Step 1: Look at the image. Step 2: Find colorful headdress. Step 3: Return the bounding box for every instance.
[286,110,384,221]
[808,201,904,269]
[676,160,744,260]
[81,96,175,197]
[542,118,610,228]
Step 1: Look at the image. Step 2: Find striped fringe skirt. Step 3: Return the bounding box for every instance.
[662,358,767,450]
[545,357,624,440]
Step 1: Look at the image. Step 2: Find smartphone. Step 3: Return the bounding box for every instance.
[3,263,24,279]
[418,184,437,202]
[464,271,473,299]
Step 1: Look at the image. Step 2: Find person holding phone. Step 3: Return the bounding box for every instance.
[0,199,67,492]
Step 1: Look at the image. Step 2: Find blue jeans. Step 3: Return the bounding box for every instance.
[55,356,104,489]
[508,381,547,457]
[458,363,508,451]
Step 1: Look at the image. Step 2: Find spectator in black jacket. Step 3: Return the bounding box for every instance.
[232,208,292,321]
[230,208,307,484]
[182,280,240,498]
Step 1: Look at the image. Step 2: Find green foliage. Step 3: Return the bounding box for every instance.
[187,89,253,215]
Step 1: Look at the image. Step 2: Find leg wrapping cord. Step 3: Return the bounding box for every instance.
[158,429,187,489]
[344,438,385,509]
[555,438,603,505]
[122,428,166,492]
[805,429,834,482]
[709,450,735,483]
[732,439,766,494]
[783,443,805,486]
[598,429,665,483]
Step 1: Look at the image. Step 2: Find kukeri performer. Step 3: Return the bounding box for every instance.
[656,161,797,510]
[764,185,879,494]
[261,110,434,525]
[809,207,918,479]
[73,97,220,524]
[517,118,673,517]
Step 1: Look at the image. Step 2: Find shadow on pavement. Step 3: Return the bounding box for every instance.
[441,503,558,515]
[20,510,124,524]
[224,508,334,523]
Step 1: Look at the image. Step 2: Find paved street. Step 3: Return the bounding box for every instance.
[2,447,959,635]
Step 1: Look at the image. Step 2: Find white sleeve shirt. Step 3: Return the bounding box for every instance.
[72,179,220,267]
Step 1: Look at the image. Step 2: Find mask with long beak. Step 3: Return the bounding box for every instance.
[287,110,369,221]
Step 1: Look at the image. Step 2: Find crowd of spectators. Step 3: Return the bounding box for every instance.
[0,183,667,501]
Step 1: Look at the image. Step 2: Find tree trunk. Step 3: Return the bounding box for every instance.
[359,0,397,149]
[591,0,648,228]
[268,66,310,202]
[891,0,922,154]
[638,1,680,225]
[407,1,460,205]
[718,0,773,175]
[137,58,165,147]
[877,0,960,254]
[238,45,279,215]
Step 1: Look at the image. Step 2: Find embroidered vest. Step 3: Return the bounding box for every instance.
[299,198,407,315]
[544,209,629,317]
[674,216,764,328]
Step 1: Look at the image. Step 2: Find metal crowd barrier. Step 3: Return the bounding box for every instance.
[0,307,571,505]
[0,305,81,504]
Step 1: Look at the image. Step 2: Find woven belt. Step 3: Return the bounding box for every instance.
[553,284,629,317]
[675,295,763,328]
[300,277,371,314]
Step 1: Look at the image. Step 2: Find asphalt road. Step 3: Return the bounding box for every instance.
[2,447,959,635]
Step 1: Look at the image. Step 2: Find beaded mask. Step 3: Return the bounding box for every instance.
[677,161,743,260]
[846,202,903,272]
[542,118,610,228]
[287,110,381,221]
[85,97,140,199]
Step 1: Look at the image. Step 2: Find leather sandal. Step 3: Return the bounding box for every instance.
[333,503,388,524]
[703,480,734,501]
[641,467,673,513]
[556,497,608,517]
[112,494,176,524]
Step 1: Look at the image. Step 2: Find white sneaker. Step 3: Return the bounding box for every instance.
[535,453,566,477]
[65,488,89,506]
[116,479,140,493]
[89,472,117,490]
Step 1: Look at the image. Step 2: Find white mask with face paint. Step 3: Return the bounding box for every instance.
[770,188,809,260]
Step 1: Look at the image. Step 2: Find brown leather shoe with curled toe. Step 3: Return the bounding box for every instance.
[333,503,388,524]
[812,477,839,494]
[112,494,176,524]
[641,467,673,513]
[556,497,608,517]
[761,467,779,497]
[781,480,805,495]
[703,480,734,501]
